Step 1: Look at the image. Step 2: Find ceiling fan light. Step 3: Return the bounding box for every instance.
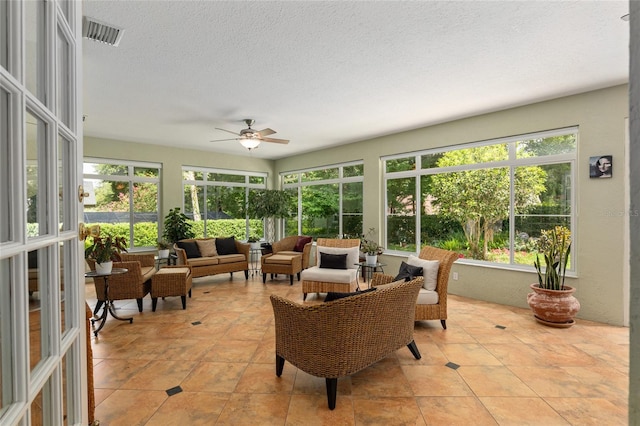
[239,139,261,150]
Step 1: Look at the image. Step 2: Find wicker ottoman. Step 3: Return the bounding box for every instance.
[261,254,302,286]
[151,266,192,311]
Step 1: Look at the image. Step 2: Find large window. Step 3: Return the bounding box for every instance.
[83,159,161,249]
[182,167,267,239]
[384,128,576,270]
[282,162,364,239]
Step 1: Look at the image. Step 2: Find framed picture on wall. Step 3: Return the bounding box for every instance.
[589,155,612,178]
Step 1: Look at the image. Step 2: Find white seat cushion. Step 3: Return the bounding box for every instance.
[315,246,360,270]
[416,288,439,305]
[407,255,440,291]
[301,266,357,283]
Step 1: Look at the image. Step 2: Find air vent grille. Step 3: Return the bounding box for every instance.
[82,16,124,47]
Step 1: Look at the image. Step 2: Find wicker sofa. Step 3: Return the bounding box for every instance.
[270,278,423,410]
[371,245,458,329]
[173,237,250,279]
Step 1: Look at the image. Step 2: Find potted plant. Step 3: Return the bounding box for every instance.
[247,189,292,243]
[85,234,127,274]
[360,227,384,265]
[157,239,171,259]
[162,207,195,244]
[247,236,261,250]
[527,226,580,327]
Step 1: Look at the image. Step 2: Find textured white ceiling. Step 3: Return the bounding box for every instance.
[82,0,630,160]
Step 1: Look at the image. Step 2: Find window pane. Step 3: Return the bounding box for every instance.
[183,184,204,238]
[434,144,508,168]
[83,179,130,245]
[26,110,49,238]
[249,176,264,185]
[85,162,127,176]
[284,188,298,236]
[0,0,8,70]
[343,164,364,177]
[0,87,10,242]
[516,134,577,158]
[59,241,71,336]
[29,247,50,371]
[58,134,72,231]
[208,172,244,183]
[342,182,363,238]
[182,170,203,181]
[132,182,158,248]
[133,166,158,178]
[283,173,298,185]
[56,24,71,127]
[386,157,415,173]
[420,175,464,250]
[0,258,13,415]
[25,0,46,104]
[301,168,338,182]
[301,184,339,238]
[386,177,416,252]
[205,186,245,238]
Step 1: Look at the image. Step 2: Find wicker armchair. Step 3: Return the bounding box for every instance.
[87,253,155,314]
[371,245,458,329]
[270,235,313,269]
[301,238,361,300]
[270,278,423,410]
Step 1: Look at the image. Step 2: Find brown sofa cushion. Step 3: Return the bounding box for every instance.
[196,239,218,257]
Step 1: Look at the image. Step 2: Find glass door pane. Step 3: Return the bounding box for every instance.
[25,0,47,104]
[26,110,50,238]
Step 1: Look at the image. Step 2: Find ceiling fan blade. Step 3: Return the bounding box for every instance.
[261,137,289,144]
[256,128,275,137]
[215,127,241,136]
[209,138,239,143]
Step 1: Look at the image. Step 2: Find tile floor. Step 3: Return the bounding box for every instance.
[87,274,629,425]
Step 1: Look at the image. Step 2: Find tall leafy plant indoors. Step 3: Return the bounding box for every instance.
[533,226,571,290]
[162,207,195,244]
[248,190,292,243]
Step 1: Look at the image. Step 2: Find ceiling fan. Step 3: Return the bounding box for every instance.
[211,119,289,151]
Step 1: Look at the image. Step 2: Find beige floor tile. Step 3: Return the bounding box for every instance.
[202,339,260,363]
[438,343,503,366]
[350,357,414,397]
[401,365,474,397]
[234,362,296,393]
[120,359,198,390]
[292,369,352,396]
[93,359,151,389]
[479,396,571,425]
[285,394,355,425]
[145,391,229,425]
[94,389,167,426]
[180,361,247,393]
[457,366,536,397]
[544,397,628,425]
[416,396,498,425]
[215,393,290,425]
[353,397,426,425]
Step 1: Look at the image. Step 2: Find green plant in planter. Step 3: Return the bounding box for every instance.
[247,190,292,242]
[247,236,260,243]
[533,226,571,290]
[162,207,195,244]
[85,235,127,264]
[360,227,384,255]
[156,239,171,250]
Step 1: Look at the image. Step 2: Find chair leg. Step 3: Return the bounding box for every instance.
[230,272,233,279]
[151,297,158,312]
[181,295,186,309]
[325,378,338,410]
[289,275,293,286]
[93,300,104,315]
[244,270,249,279]
[188,289,192,297]
[407,340,421,360]
[136,298,143,312]
[263,273,267,284]
[297,272,301,281]
[441,319,447,329]
[276,355,285,377]
[303,293,307,301]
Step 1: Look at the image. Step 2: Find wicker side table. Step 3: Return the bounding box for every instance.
[150,266,192,311]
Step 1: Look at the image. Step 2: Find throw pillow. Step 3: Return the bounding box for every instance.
[215,237,238,255]
[196,239,217,257]
[393,261,423,282]
[293,236,313,252]
[407,255,439,291]
[324,287,376,302]
[176,241,201,259]
[316,245,359,269]
[319,252,348,269]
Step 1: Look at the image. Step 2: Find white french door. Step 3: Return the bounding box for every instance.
[1,0,86,424]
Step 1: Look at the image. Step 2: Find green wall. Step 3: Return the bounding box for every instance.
[84,84,629,325]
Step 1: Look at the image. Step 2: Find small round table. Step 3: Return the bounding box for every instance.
[86,268,131,336]
[355,261,386,288]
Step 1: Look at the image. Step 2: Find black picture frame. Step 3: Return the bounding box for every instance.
[589,155,612,179]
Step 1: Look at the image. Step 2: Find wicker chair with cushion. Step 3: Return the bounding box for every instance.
[88,253,155,314]
[300,238,361,301]
[270,278,423,410]
[270,235,313,269]
[371,245,458,329]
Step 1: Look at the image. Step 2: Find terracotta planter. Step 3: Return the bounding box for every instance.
[527,283,580,327]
